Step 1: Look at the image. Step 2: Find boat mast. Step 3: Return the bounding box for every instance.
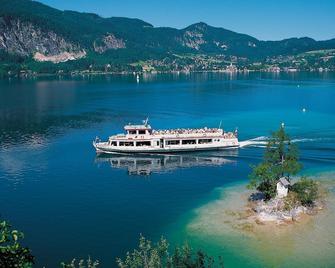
[143,117,149,126]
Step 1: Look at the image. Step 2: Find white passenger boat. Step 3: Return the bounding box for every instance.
[93,119,239,154]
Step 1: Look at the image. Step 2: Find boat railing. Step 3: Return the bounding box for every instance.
[108,128,237,140]
[152,128,223,135]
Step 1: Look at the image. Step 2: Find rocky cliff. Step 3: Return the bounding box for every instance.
[0,0,334,72]
[0,16,86,63]
[94,34,126,53]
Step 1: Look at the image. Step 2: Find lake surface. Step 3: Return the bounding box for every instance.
[1,72,335,267]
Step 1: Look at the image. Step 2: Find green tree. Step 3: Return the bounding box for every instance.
[169,244,219,268]
[291,177,318,206]
[0,219,34,268]
[116,235,169,268]
[116,235,223,268]
[248,125,302,200]
[60,257,99,268]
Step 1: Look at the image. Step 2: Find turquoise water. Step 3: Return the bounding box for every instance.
[1,72,335,267]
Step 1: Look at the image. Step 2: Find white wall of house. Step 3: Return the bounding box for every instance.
[276,182,288,198]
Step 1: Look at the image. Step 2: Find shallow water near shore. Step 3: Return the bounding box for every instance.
[167,171,335,268]
[1,72,335,267]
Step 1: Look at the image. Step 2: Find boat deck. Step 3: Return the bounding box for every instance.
[152,127,222,135]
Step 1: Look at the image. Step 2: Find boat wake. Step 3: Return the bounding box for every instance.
[240,136,333,148]
[239,137,268,148]
[291,138,326,143]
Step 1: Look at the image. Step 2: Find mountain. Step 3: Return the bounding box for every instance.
[0,0,334,75]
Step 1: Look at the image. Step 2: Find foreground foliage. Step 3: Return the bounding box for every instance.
[1,218,222,268]
[248,125,302,200]
[117,235,223,268]
[0,219,34,268]
[61,257,99,268]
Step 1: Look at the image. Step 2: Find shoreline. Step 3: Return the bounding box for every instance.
[2,69,335,80]
[247,188,326,226]
[181,172,335,267]
[193,178,330,235]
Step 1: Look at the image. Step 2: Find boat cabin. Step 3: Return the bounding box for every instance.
[124,124,152,136]
[107,122,156,148]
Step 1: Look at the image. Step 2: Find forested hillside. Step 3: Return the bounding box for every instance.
[0,0,334,75]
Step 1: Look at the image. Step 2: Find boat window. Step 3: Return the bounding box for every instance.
[156,141,160,146]
[138,130,146,135]
[128,130,136,135]
[136,141,151,146]
[166,140,180,145]
[119,141,134,146]
[198,139,212,144]
[182,139,196,145]
[110,141,117,146]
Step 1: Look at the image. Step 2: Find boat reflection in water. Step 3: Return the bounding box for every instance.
[95,151,237,176]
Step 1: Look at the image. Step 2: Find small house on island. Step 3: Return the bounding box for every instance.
[276,177,290,198]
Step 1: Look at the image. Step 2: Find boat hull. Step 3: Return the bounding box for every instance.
[93,141,239,154]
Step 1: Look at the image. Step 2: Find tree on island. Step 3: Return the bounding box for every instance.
[291,177,319,206]
[248,124,302,200]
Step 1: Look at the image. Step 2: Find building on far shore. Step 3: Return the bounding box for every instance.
[267,66,281,73]
[226,63,238,73]
[276,177,290,198]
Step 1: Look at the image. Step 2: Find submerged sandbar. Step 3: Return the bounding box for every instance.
[184,172,335,267]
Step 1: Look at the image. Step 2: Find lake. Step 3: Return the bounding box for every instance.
[1,72,335,267]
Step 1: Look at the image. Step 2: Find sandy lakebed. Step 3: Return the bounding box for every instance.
[180,172,335,267]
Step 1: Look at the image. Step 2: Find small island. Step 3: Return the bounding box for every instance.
[247,124,324,224]
[184,124,335,267]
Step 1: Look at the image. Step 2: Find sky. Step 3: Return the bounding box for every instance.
[38,0,335,41]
